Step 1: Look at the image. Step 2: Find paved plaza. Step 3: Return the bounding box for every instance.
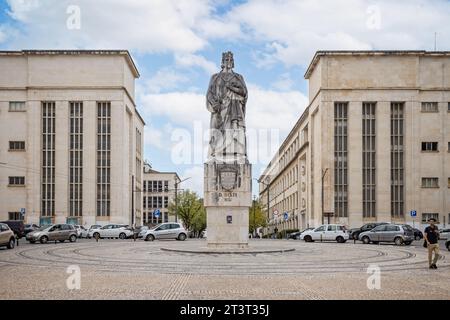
[0,239,449,300]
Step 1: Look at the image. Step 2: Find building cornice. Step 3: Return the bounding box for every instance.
[0,49,140,78]
[304,50,450,79]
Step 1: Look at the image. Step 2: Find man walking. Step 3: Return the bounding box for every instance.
[424,218,440,269]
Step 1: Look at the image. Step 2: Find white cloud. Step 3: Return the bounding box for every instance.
[145,68,189,94]
[144,126,163,150]
[228,0,450,67]
[175,53,218,75]
[180,166,204,195]
[272,73,295,91]
[4,0,222,53]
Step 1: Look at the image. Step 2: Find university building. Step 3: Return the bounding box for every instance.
[259,51,450,234]
[142,163,181,226]
[0,50,144,227]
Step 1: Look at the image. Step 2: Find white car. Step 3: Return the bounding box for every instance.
[439,229,450,240]
[300,224,349,243]
[142,222,187,241]
[88,224,133,239]
[74,225,88,238]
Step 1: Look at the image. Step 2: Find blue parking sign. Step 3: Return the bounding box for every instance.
[154,209,161,218]
[410,210,417,217]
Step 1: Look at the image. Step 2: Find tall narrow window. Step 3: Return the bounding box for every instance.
[96,102,111,217]
[362,102,376,218]
[42,102,55,218]
[334,102,348,218]
[391,102,404,218]
[69,102,83,218]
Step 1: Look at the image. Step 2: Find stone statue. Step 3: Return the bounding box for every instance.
[206,51,248,162]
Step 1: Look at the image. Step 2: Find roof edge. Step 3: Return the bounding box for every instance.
[304,50,450,79]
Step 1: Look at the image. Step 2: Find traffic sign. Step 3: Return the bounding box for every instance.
[20,208,25,214]
[273,209,279,217]
[283,212,288,221]
[410,210,417,217]
[153,209,161,218]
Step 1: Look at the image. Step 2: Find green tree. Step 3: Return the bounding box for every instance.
[191,199,207,238]
[168,190,205,236]
[249,199,267,234]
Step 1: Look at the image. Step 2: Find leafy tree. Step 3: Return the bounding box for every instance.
[249,199,267,234]
[168,190,205,236]
[191,199,207,238]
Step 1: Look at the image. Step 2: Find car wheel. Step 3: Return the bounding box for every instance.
[69,235,77,243]
[119,233,126,240]
[40,236,48,244]
[352,234,359,240]
[336,236,345,243]
[304,235,313,242]
[362,236,370,244]
[178,233,187,241]
[145,234,155,242]
[93,233,100,239]
[404,241,412,245]
[7,237,15,249]
[394,237,403,246]
[415,235,421,241]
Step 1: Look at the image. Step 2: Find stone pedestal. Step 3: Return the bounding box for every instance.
[204,161,252,248]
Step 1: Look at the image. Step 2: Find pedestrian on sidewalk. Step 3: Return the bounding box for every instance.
[424,218,440,269]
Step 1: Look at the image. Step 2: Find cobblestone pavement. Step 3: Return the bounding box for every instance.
[0,239,449,299]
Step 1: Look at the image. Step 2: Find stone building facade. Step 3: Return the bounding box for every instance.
[259,51,450,234]
[0,50,144,227]
[142,163,181,226]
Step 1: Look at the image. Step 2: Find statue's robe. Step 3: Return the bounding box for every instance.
[206,71,248,159]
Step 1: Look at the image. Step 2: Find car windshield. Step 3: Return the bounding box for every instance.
[38,225,51,231]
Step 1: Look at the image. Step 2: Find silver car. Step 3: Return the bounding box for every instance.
[143,222,187,241]
[359,224,414,245]
[26,224,78,244]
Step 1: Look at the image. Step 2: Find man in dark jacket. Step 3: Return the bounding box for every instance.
[424,218,440,269]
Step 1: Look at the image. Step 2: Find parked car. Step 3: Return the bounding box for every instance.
[288,228,314,240]
[0,223,16,249]
[136,226,149,238]
[439,228,450,240]
[0,220,25,239]
[73,225,88,238]
[24,223,40,235]
[359,224,414,245]
[26,224,78,244]
[300,224,349,243]
[79,225,100,238]
[143,222,187,241]
[349,222,388,240]
[446,239,450,252]
[88,224,133,239]
[412,228,423,240]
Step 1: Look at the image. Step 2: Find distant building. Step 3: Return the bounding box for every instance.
[259,50,450,234]
[0,50,144,227]
[142,163,181,226]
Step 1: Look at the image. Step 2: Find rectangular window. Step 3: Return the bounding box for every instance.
[448,177,450,188]
[448,142,450,152]
[69,102,83,217]
[8,212,23,220]
[422,177,439,188]
[164,181,169,192]
[96,102,111,217]
[362,102,376,218]
[8,176,25,185]
[391,102,404,218]
[9,101,26,112]
[421,142,438,152]
[421,102,438,112]
[422,213,439,223]
[42,102,55,217]
[164,196,168,208]
[9,141,25,151]
[334,102,348,218]
[448,102,450,112]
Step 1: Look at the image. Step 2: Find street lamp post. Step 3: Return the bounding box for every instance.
[255,177,270,236]
[321,168,329,225]
[174,177,191,223]
[252,195,257,237]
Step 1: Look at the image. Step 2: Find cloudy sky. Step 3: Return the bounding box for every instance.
[1,0,449,195]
